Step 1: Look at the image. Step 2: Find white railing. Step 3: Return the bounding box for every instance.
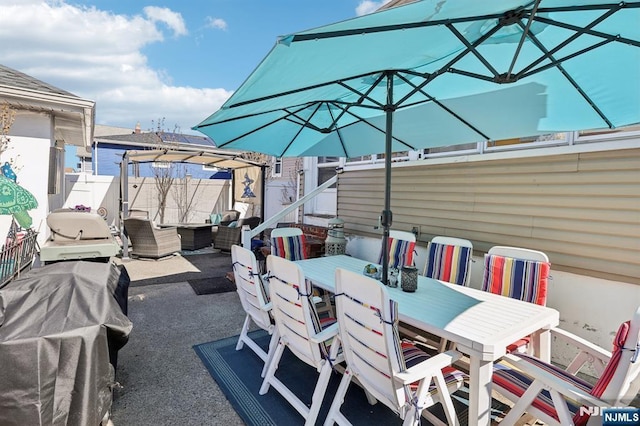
[241,175,338,248]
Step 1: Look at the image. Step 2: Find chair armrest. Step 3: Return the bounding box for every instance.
[552,327,612,361]
[310,322,339,343]
[500,354,611,408]
[551,327,611,375]
[396,350,462,384]
[261,302,272,312]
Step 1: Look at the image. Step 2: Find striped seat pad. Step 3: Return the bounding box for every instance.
[379,237,415,269]
[424,242,471,285]
[271,234,307,261]
[401,340,467,393]
[493,353,588,422]
[482,254,550,305]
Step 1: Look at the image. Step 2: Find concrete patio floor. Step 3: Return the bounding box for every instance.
[110,252,247,426]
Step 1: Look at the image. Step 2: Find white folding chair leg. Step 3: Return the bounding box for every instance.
[235,315,252,351]
[433,372,459,426]
[500,379,546,425]
[323,368,354,426]
[261,329,279,378]
[305,362,333,426]
[259,339,285,395]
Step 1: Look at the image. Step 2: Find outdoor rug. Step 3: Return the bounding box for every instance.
[188,277,237,295]
[194,330,511,425]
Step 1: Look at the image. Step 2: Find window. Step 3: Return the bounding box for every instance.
[317,156,339,188]
[272,157,282,177]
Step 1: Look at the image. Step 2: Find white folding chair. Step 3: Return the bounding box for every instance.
[260,255,342,426]
[410,236,474,353]
[493,306,640,426]
[231,245,278,377]
[422,236,473,286]
[378,230,417,269]
[324,268,467,426]
[483,245,551,354]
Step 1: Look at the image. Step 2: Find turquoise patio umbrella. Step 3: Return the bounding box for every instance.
[194,0,640,282]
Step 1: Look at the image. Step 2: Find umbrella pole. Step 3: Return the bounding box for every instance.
[381,72,394,285]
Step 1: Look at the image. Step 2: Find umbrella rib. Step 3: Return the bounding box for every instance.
[215,103,316,149]
[524,27,614,128]
[520,38,613,78]
[446,23,500,78]
[288,10,526,42]
[533,12,640,48]
[280,103,326,157]
[326,102,352,157]
[519,4,627,77]
[507,0,542,79]
[395,24,503,106]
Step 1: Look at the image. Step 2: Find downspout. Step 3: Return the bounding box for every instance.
[260,165,266,224]
[120,151,130,260]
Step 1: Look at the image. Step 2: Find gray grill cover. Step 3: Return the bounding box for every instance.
[0,261,133,425]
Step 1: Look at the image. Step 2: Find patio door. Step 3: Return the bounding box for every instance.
[308,156,338,216]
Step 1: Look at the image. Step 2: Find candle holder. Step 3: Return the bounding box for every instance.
[401,266,418,292]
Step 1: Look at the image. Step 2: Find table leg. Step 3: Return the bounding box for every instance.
[468,355,493,426]
[531,328,552,362]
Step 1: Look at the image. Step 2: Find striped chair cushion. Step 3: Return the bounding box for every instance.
[590,320,630,398]
[495,320,631,426]
[378,237,415,269]
[482,254,550,306]
[493,354,589,423]
[401,340,467,393]
[424,242,472,286]
[271,234,308,261]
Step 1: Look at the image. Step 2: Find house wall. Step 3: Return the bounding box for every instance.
[338,145,640,284]
[0,112,57,246]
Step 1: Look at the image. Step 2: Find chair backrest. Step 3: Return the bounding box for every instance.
[334,267,409,411]
[482,245,550,305]
[231,245,272,332]
[123,217,152,237]
[270,227,307,261]
[266,255,328,367]
[378,230,416,269]
[593,306,640,406]
[423,236,473,286]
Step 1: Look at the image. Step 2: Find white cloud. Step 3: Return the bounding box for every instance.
[0,1,230,132]
[356,0,393,16]
[206,16,228,31]
[143,6,188,37]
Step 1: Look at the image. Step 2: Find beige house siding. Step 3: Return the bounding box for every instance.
[338,148,640,285]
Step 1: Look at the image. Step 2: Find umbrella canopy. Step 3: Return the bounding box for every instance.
[194,0,640,282]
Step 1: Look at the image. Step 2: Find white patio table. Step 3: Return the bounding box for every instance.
[294,255,560,426]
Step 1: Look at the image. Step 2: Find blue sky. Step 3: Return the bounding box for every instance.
[0,0,391,168]
[0,0,390,134]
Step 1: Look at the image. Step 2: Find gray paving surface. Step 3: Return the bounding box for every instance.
[111,253,248,426]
